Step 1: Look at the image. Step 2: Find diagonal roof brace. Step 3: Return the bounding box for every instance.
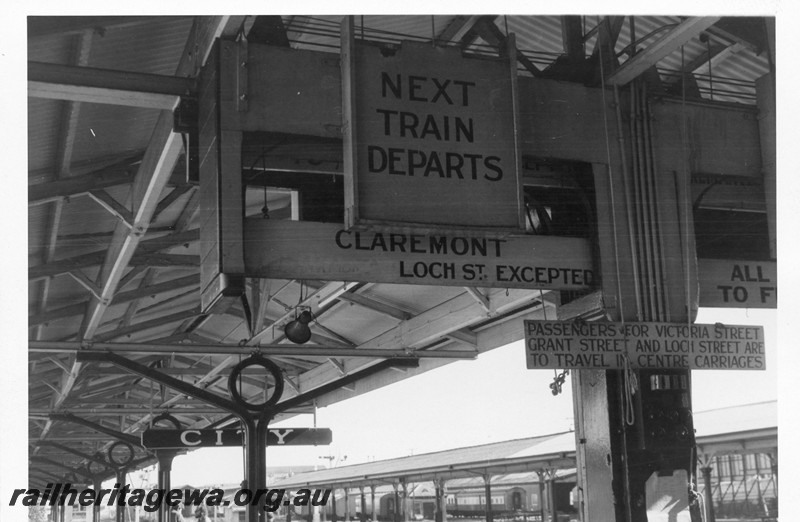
[28,61,196,109]
[606,17,721,86]
[47,17,248,419]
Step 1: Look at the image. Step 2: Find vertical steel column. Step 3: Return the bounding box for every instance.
[360,487,367,522]
[753,455,767,518]
[332,488,338,522]
[548,477,558,522]
[433,479,446,522]
[402,481,409,522]
[536,472,546,522]
[155,451,178,522]
[115,468,127,522]
[440,480,447,522]
[253,413,276,520]
[393,484,400,522]
[483,474,492,522]
[344,488,350,522]
[700,466,714,522]
[756,73,776,259]
[371,485,377,522]
[584,73,699,521]
[92,477,103,522]
[769,452,778,493]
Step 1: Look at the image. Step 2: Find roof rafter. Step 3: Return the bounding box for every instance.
[436,15,483,45]
[606,16,721,86]
[29,156,140,206]
[91,306,202,343]
[337,291,412,321]
[34,30,95,345]
[27,16,163,38]
[28,61,195,110]
[471,17,542,77]
[45,17,248,421]
[29,229,199,281]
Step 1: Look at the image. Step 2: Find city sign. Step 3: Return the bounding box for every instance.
[244,219,594,291]
[524,321,765,370]
[141,428,332,449]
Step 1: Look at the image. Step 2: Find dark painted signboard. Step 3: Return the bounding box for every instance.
[141,428,332,449]
[244,220,594,290]
[698,259,777,308]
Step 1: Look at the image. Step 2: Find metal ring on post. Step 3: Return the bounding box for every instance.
[227,354,284,412]
[87,458,108,477]
[107,441,135,467]
[151,412,183,430]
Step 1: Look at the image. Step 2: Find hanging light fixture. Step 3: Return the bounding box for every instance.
[284,309,314,344]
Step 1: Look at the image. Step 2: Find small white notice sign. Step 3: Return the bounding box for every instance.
[524,321,766,370]
[645,470,691,522]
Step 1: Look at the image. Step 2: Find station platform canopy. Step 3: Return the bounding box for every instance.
[27,15,774,487]
[274,401,776,490]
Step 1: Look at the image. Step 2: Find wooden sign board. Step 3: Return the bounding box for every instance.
[698,259,777,308]
[342,18,523,230]
[244,219,595,291]
[141,428,332,449]
[524,321,765,370]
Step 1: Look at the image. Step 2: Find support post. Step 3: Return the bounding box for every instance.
[115,468,127,522]
[756,73,776,260]
[393,484,400,522]
[332,488,338,522]
[483,474,492,522]
[155,451,178,522]
[701,466,715,522]
[360,487,367,522]
[344,488,350,522]
[548,475,558,522]
[537,472,546,522]
[92,477,103,522]
[434,478,447,522]
[401,481,409,522]
[370,485,377,522]
[578,81,698,520]
[770,451,778,492]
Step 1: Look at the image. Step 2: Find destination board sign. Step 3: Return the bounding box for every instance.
[244,219,594,291]
[141,428,332,449]
[343,33,523,230]
[698,259,777,309]
[524,321,765,370]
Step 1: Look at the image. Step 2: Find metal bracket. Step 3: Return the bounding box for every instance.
[236,36,248,112]
[328,358,347,376]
